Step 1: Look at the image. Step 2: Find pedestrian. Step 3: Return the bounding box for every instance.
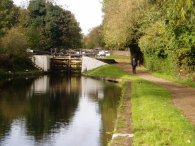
[131,58,137,74]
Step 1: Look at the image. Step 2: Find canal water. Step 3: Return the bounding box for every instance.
[0,75,121,146]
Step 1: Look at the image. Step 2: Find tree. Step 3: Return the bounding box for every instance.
[139,0,195,76]
[1,27,28,57]
[27,0,47,50]
[83,26,104,49]
[102,0,195,78]
[27,0,82,50]
[102,0,146,49]
[0,0,19,36]
[44,3,82,49]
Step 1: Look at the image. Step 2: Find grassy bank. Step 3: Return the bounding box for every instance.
[138,66,195,87]
[0,70,44,79]
[86,64,130,79]
[152,72,195,87]
[85,64,195,146]
[132,79,195,145]
[0,57,43,79]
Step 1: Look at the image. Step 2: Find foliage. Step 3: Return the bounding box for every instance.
[83,25,105,49]
[0,27,30,71]
[1,27,28,57]
[102,0,195,79]
[139,0,195,78]
[18,8,29,28]
[0,0,82,72]
[0,3,32,72]
[27,0,82,50]
[102,0,147,49]
[0,0,19,36]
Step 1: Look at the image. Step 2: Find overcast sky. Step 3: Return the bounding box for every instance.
[13,0,103,35]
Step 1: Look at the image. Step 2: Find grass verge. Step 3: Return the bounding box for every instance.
[85,64,195,146]
[85,64,130,79]
[152,72,195,87]
[132,79,195,145]
[105,55,130,60]
[138,66,195,87]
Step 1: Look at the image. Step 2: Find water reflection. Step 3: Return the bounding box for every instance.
[0,75,121,146]
[30,76,49,94]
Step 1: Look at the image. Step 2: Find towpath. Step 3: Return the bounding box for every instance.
[115,62,195,125]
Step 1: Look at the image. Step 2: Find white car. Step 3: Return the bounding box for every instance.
[97,51,105,56]
[105,51,111,56]
[97,50,111,56]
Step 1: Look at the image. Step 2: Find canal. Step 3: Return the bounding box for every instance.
[0,75,121,146]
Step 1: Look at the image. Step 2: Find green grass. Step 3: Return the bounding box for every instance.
[85,64,130,79]
[152,72,195,87]
[86,65,195,146]
[132,79,195,146]
[138,66,195,87]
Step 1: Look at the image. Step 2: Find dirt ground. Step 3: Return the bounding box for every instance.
[115,61,195,125]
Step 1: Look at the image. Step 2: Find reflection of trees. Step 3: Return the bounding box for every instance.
[0,115,11,141]
[0,75,121,146]
[25,75,80,140]
[0,78,34,141]
[0,75,80,142]
[99,84,121,146]
[25,91,79,140]
[86,80,121,146]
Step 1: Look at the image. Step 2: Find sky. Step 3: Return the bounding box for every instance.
[13,0,103,35]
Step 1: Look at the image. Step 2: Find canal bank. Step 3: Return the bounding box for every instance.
[83,74,133,146]
[0,56,46,80]
[84,64,195,146]
[0,70,45,80]
[84,65,134,146]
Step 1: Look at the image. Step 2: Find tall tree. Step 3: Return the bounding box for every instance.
[102,0,194,78]
[27,0,82,50]
[83,26,104,49]
[0,0,19,36]
[102,0,146,49]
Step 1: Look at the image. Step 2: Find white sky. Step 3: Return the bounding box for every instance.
[13,0,103,35]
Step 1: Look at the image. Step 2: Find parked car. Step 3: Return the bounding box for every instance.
[105,51,111,56]
[97,50,111,57]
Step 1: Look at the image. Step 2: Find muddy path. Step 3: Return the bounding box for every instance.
[115,62,195,125]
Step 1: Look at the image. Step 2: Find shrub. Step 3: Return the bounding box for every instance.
[1,27,29,58]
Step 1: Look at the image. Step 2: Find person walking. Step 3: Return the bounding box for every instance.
[131,58,137,74]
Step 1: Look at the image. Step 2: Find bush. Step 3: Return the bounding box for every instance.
[1,27,29,58]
